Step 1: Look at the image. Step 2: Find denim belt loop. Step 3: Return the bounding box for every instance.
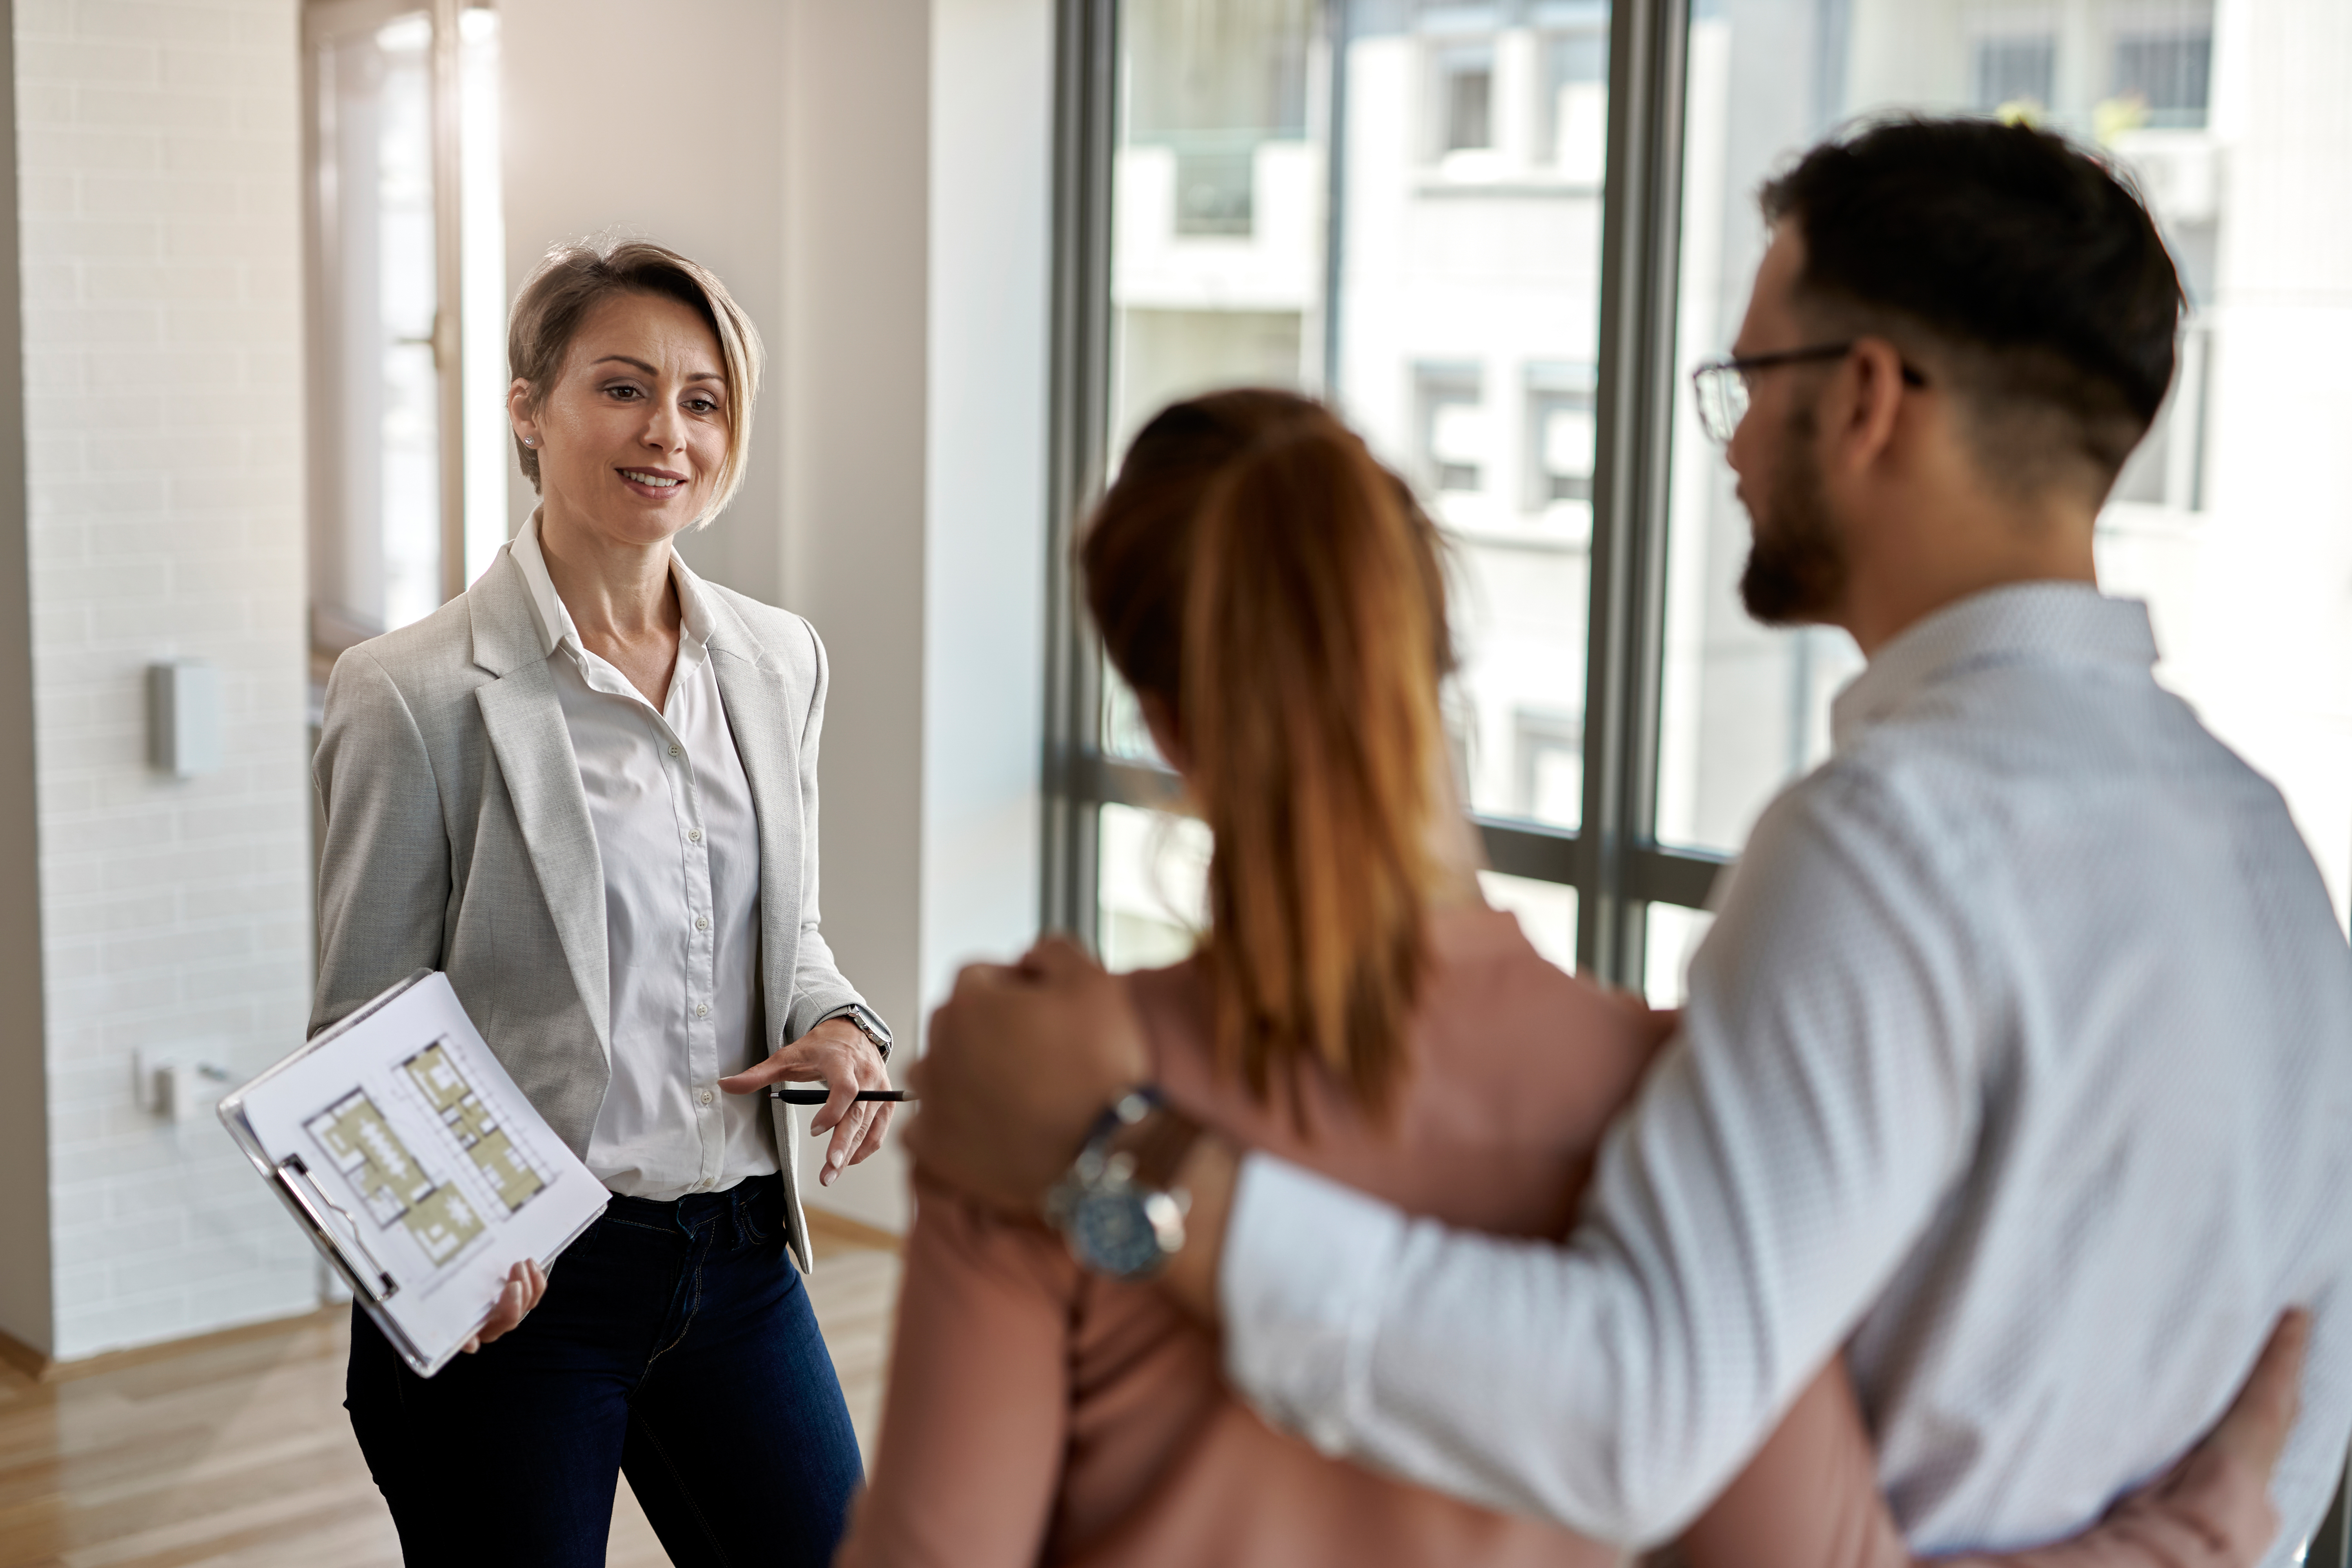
[724,1179,748,1249]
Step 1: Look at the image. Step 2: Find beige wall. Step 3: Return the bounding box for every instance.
[776,0,933,1229]
[497,0,1056,1234]
[498,0,789,605]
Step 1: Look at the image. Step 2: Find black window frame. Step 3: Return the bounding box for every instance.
[1040,0,1724,992]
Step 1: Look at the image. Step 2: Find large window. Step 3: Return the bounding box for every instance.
[305,0,508,693]
[1047,0,2352,1000]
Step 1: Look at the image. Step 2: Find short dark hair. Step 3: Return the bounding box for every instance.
[1759,116,2182,488]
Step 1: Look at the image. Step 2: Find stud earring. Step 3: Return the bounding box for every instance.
[521,437,537,448]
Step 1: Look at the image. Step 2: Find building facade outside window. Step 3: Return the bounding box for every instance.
[1056,0,2349,1001]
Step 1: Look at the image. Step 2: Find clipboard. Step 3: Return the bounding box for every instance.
[218,970,610,1377]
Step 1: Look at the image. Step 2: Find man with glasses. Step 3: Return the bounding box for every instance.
[909,117,2352,1560]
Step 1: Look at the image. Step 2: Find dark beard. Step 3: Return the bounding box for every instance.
[1737,407,1847,626]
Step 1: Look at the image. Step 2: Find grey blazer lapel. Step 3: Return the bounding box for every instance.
[469,556,613,1061]
[704,593,817,1274]
[706,602,804,1048]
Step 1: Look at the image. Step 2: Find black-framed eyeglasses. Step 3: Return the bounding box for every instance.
[1690,342,1929,445]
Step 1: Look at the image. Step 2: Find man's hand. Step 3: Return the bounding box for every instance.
[1943,1308,2310,1568]
[2070,1308,2310,1568]
[719,1016,893,1187]
[904,935,1149,1213]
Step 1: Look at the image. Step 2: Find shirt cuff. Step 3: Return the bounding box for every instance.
[1218,1151,1409,1459]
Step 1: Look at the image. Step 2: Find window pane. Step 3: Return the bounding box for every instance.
[1111,0,1321,455]
[1479,871,1579,973]
[1332,1,1612,834]
[1644,902,1714,1007]
[1103,0,1323,768]
[1098,803,1210,974]
[1100,2,1612,844]
[1655,0,2352,937]
[312,12,442,648]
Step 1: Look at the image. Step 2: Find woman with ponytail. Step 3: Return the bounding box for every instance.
[835,391,2296,1568]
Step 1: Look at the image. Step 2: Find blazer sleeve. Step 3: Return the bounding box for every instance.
[310,648,452,1036]
[783,617,871,1042]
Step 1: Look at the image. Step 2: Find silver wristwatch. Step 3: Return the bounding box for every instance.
[822,1003,892,1061]
[1044,1087,1202,1281]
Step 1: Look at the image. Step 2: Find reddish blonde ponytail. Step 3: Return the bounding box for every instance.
[1082,390,1452,1115]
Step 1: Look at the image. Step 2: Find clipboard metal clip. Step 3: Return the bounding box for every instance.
[275,1153,400,1303]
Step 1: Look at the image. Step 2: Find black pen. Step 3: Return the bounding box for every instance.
[766,1088,917,1104]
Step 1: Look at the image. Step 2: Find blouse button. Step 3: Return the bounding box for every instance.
[688,829,703,843]
[668,744,681,758]
[695,916,709,931]
[695,1002,710,1018]
[699,1089,714,1106]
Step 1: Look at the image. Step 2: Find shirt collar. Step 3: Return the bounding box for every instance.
[1829,581,2161,753]
[509,508,717,662]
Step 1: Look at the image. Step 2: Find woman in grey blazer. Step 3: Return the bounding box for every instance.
[313,238,886,1567]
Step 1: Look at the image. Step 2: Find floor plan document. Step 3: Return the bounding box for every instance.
[219,971,608,1376]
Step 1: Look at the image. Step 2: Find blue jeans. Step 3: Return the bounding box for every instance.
[345,1172,863,1568]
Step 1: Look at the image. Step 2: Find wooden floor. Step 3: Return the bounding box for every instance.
[0,1229,904,1568]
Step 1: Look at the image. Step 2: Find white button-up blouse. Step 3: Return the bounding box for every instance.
[512,515,771,1200]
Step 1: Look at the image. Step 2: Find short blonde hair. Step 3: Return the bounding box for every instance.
[507,236,764,524]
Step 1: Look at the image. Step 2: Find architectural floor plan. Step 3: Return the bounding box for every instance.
[229,971,610,1375]
[297,1035,553,1277]
[402,1039,549,1214]
[304,1090,485,1265]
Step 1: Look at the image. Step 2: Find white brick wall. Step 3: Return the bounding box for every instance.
[16,0,317,1360]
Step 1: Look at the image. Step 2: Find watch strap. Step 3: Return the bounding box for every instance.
[1107,1093,1203,1191]
[821,1003,891,1060]
[1046,1087,1203,1280]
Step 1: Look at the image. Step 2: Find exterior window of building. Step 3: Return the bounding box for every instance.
[1416,364,1488,494]
[305,0,506,693]
[1436,48,1497,153]
[1056,0,2352,989]
[1525,362,1598,507]
[1542,23,1611,181]
[1971,32,2057,114]
[2111,2,2214,128]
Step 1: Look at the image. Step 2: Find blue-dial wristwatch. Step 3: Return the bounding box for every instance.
[1044,1087,1203,1281]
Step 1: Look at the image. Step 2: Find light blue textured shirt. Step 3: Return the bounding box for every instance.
[1221,582,2352,1559]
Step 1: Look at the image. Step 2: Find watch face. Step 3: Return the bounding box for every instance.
[1071,1188,1170,1279]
